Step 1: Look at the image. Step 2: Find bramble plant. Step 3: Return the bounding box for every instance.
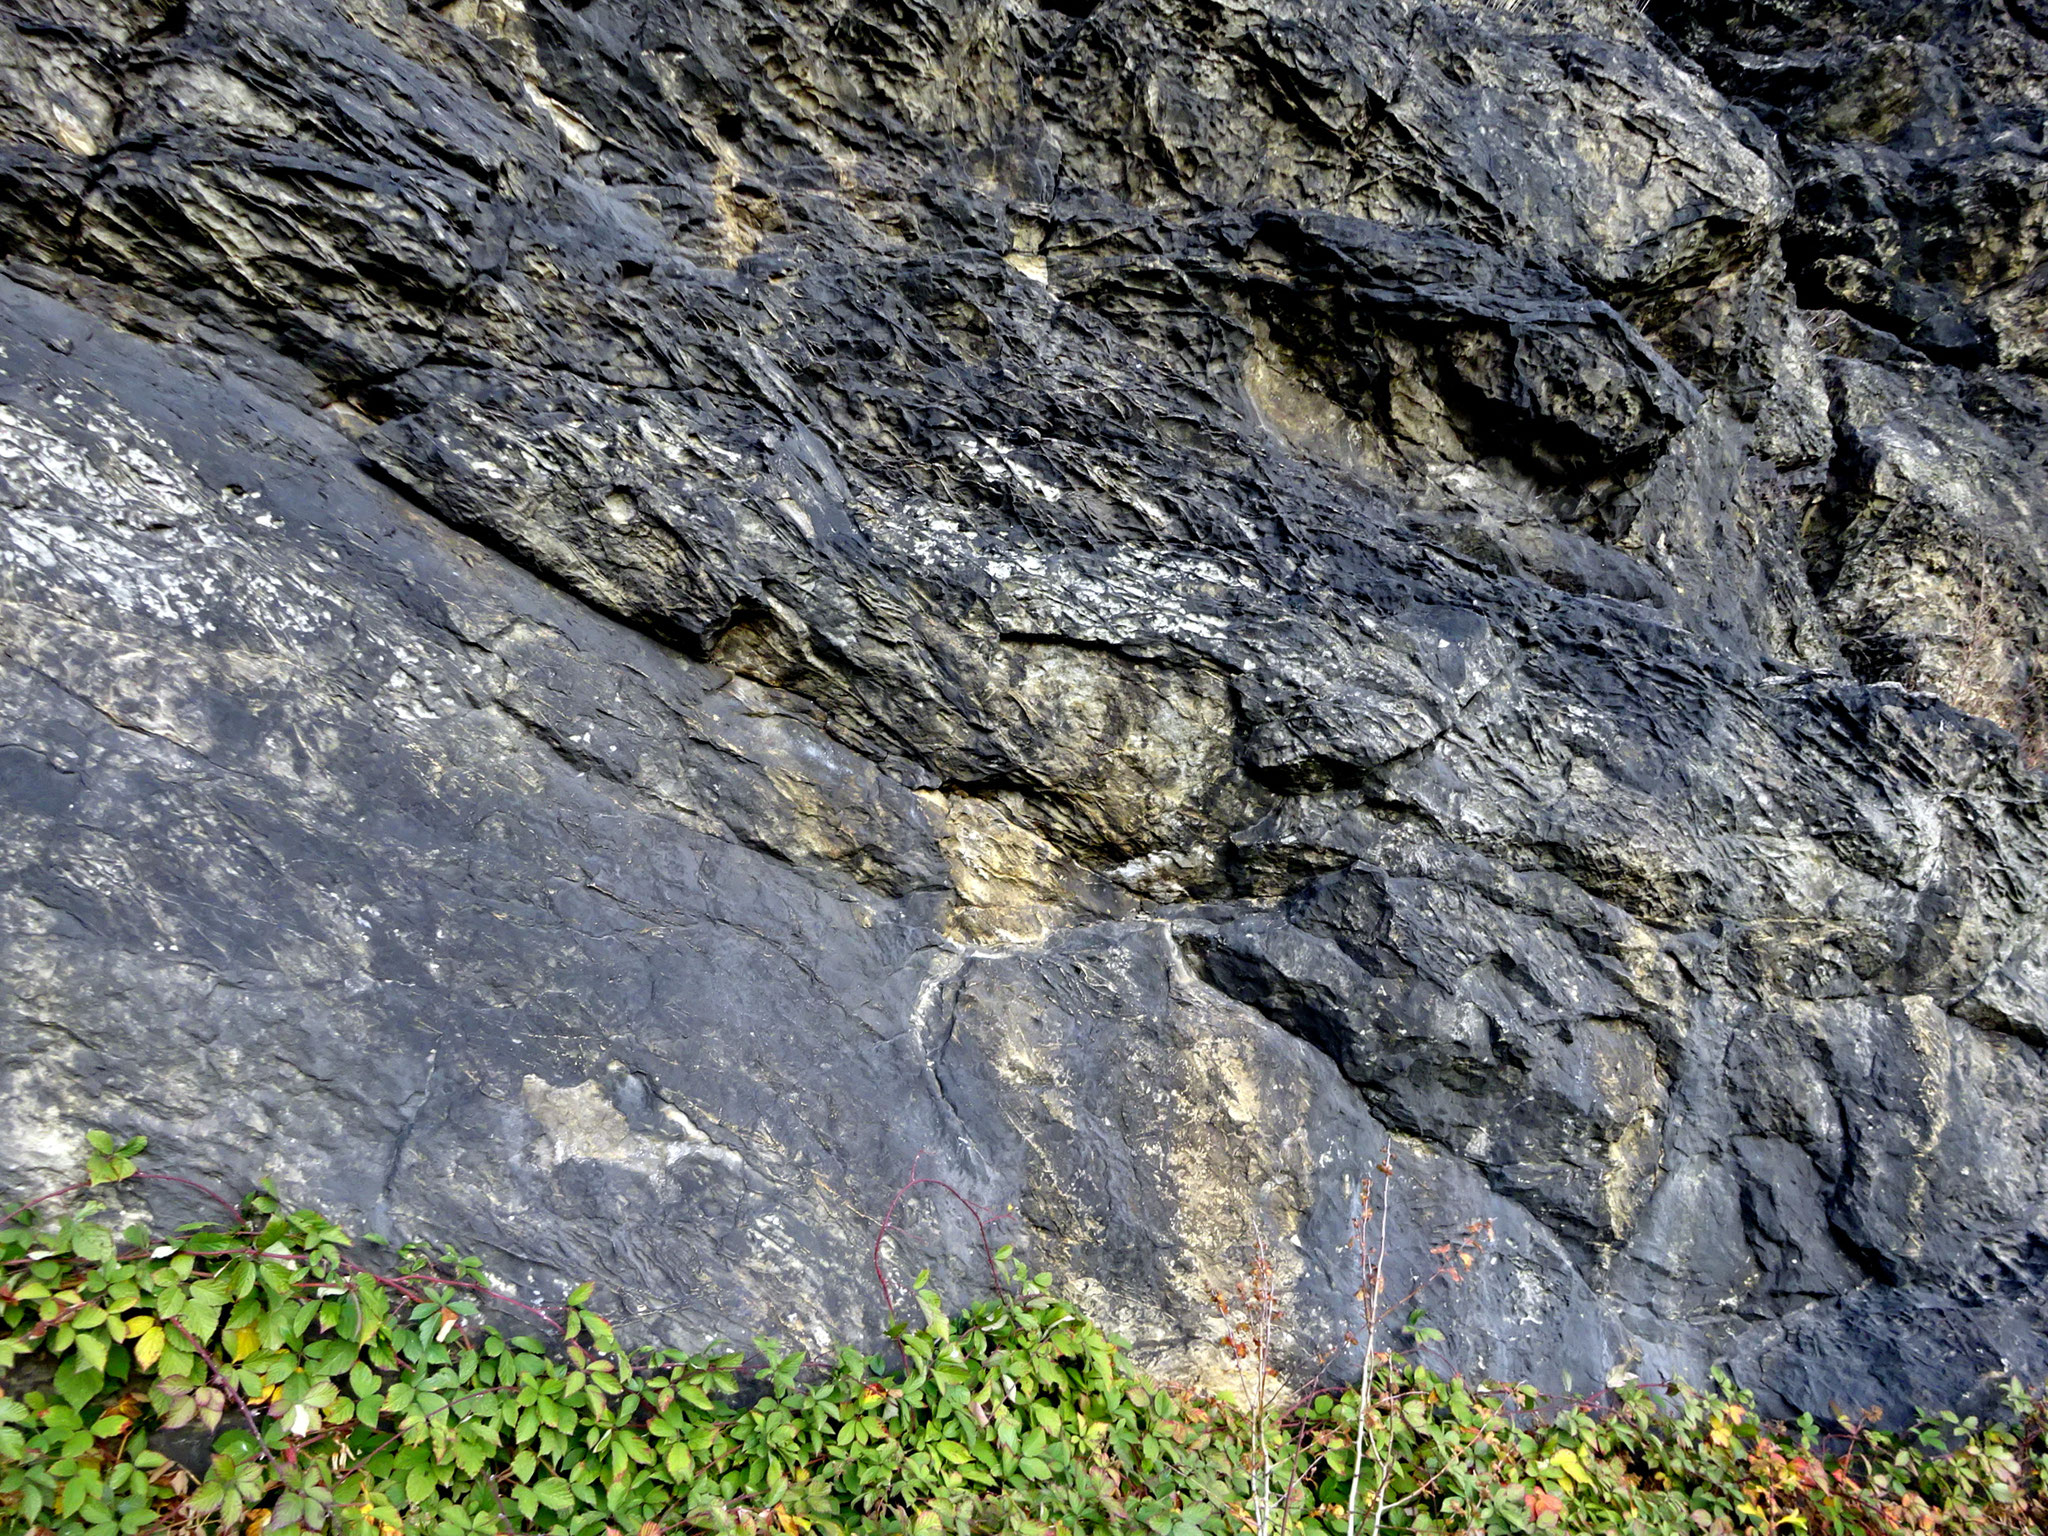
[3,1139,2048,1535]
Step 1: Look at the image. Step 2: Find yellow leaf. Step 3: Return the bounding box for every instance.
[229,1326,261,1361]
[134,1324,166,1370]
[1549,1447,1592,1486]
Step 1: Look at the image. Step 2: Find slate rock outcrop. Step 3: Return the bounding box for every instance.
[4,0,2048,1420]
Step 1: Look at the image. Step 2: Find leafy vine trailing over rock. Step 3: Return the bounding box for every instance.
[6,0,2048,1425]
[5,1147,2048,1536]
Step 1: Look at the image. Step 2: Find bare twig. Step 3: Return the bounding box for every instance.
[1347,1142,1396,1536]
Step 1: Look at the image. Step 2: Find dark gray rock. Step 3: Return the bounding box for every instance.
[2,0,2047,1423]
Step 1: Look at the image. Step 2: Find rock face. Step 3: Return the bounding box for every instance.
[3,0,2048,1420]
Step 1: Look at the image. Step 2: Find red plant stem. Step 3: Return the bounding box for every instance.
[21,1298,88,1339]
[367,1265,567,1334]
[137,1172,245,1217]
[5,1179,90,1225]
[8,1168,594,1362]
[346,1386,521,1473]
[3,1171,242,1226]
[167,1317,276,1465]
[16,1227,563,1341]
[869,1153,1008,1320]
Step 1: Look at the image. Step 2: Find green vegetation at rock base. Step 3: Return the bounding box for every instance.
[4,1141,2046,1536]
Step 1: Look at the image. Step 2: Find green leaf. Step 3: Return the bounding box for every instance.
[73,1329,109,1375]
[182,1299,222,1345]
[534,1476,576,1513]
[55,1358,105,1411]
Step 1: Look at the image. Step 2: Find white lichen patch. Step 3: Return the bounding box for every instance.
[953,434,1063,504]
[522,1076,673,1180]
[0,402,348,650]
[521,1076,744,1181]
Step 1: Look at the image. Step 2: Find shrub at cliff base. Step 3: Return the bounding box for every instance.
[4,1141,2047,1536]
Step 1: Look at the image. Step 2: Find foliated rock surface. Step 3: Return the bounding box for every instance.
[4,0,2048,1419]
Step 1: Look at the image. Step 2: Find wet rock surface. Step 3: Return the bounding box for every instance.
[3,0,2048,1420]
